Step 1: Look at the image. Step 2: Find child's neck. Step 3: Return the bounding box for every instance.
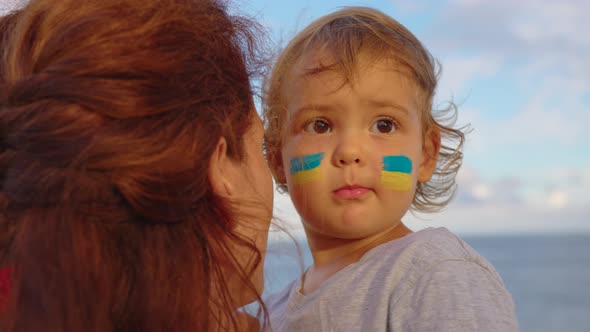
[300,222,411,294]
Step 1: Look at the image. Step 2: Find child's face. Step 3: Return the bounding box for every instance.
[278,53,436,240]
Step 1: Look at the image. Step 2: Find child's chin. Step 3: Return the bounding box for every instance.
[318,226,380,240]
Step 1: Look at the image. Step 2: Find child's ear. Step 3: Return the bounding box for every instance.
[418,126,441,183]
[208,136,239,197]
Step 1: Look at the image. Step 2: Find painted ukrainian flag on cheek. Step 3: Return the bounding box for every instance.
[289,152,324,185]
[381,155,413,191]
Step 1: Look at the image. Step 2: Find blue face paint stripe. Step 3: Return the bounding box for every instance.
[382,155,412,174]
[289,152,325,175]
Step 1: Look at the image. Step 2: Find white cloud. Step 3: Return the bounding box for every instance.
[452,163,590,213]
[411,163,589,234]
[455,165,525,206]
[471,183,491,200]
[406,204,590,235]
[547,190,569,209]
[525,167,590,208]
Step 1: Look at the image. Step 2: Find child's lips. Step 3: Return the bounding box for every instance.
[333,185,372,200]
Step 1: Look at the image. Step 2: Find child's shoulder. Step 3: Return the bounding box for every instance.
[368,227,496,278]
[402,227,477,260]
[383,228,518,331]
[374,227,473,260]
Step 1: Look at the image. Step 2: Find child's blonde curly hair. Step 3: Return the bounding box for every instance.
[263,7,467,213]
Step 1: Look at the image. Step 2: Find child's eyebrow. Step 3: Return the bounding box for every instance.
[291,104,336,118]
[366,99,410,116]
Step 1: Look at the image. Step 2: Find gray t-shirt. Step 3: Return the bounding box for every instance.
[264,227,518,332]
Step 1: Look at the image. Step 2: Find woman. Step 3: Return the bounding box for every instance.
[0,0,273,330]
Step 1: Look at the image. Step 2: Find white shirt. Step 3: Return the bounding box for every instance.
[264,227,519,332]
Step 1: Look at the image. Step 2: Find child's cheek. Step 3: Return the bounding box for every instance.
[288,152,325,185]
[381,155,413,191]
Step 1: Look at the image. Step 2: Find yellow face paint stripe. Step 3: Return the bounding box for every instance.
[291,168,322,184]
[381,171,412,191]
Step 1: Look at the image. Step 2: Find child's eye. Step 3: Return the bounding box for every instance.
[370,118,397,134]
[303,119,331,134]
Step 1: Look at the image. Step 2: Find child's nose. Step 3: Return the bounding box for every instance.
[337,157,361,166]
[333,136,365,167]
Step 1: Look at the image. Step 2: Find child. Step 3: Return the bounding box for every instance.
[262,7,518,332]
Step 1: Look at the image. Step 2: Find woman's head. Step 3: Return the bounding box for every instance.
[0,0,272,330]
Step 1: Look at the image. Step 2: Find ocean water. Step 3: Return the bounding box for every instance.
[262,233,590,332]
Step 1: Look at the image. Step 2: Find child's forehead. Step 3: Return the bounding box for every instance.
[282,53,422,119]
[283,50,419,101]
[288,50,415,84]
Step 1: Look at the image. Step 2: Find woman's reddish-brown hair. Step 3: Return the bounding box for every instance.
[0,0,269,330]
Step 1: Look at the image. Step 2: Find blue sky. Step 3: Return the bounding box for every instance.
[244,0,590,234]
[2,0,587,234]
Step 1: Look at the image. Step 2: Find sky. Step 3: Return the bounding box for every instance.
[2,0,588,235]
[242,0,590,235]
